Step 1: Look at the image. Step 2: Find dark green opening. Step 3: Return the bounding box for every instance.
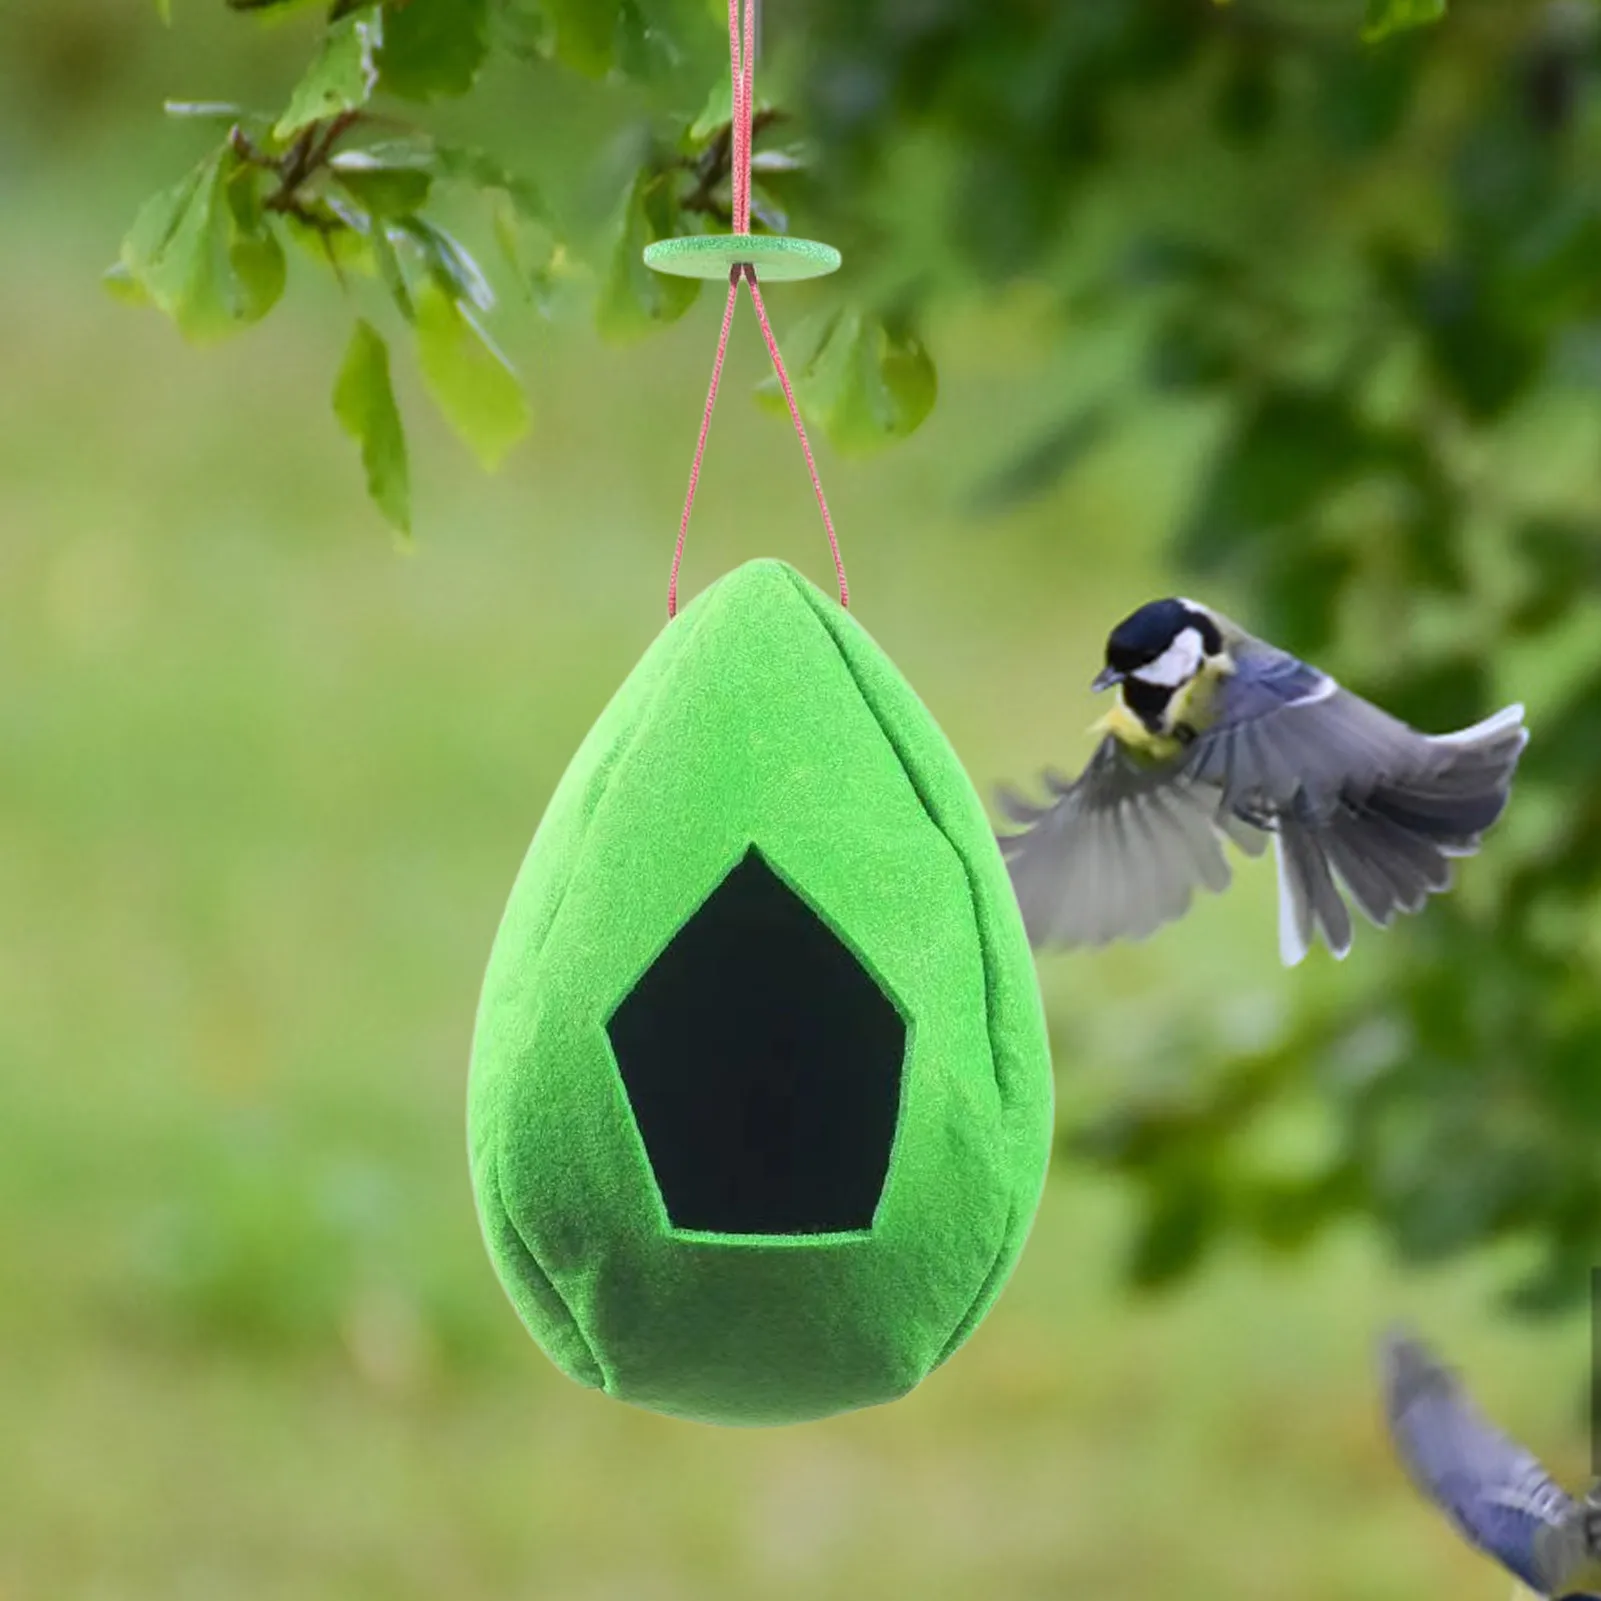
[607,847,905,1236]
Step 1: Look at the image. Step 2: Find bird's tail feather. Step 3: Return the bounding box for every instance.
[1431,701,1528,749]
[1323,805,1453,924]
[1364,703,1528,848]
[1274,815,1352,965]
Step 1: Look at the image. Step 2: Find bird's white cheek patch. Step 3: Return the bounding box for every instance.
[1133,627,1204,689]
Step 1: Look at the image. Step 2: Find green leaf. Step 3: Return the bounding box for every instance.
[688,75,733,141]
[121,156,216,323]
[328,150,434,217]
[595,167,699,343]
[221,159,288,322]
[120,147,285,341]
[273,5,381,140]
[101,261,150,305]
[686,74,776,144]
[489,0,550,62]
[392,216,494,311]
[429,143,550,224]
[540,0,618,77]
[1361,0,1445,44]
[164,100,265,124]
[154,0,171,22]
[279,205,377,274]
[868,316,938,443]
[755,308,938,455]
[413,279,530,470]
[370,225,415,321]
[489,0,691,75]
[333,319,411,536]
[752,308,830,421]
[615,0,682,82]
[377,0,489,100]
[492,194,559,311]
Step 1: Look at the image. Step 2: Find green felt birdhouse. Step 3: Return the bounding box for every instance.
[467,559,1054,1427]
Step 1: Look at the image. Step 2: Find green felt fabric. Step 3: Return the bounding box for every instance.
[467,559,1054,1427]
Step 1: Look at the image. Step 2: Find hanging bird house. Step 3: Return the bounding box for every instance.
[466,0,1054,1428]
[470,560,1053,1425]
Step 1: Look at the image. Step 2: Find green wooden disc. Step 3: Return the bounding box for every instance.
[643,235,842,282]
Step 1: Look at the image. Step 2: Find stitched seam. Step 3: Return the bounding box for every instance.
[933,1200,1017,1368]
[774,566,1021,1359]
[490,1143,609,1390]
[481,594,725,1392]
[778,565,1000,1093]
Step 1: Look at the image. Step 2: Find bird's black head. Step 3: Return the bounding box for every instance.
[1097,598,1223,683]
[1092,601,1226,734]
[1104,599,1221,675]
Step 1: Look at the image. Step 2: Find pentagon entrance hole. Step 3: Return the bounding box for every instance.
[607,847,905,1237]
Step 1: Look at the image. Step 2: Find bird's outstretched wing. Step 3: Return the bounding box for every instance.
[996,735,1265,949]
[1379,1326,1601,1598]
[998,626,1525,961]
[1181,640,1415,817]
[1182,638,1527,962]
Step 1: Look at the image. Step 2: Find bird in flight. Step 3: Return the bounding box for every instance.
[996,597,1528,965]
[1379,1325,1601,1599]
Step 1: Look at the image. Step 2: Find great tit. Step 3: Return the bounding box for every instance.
[996,597,1528,965]
[1379,1326,1601,1600]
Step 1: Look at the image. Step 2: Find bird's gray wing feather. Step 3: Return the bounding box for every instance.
[1379,1326,1587,1596]
[1273,813,1351,964]
[1187,638,1526,825]
[1183,639,1526,961]
[997,736,1250,949]
[1183,640,1416,817]
[999,628,1525,962]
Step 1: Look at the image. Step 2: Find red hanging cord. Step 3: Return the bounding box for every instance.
[747,272,848,609]
[666,0,848,618]
[734,0,755,234]
[666,274,740,621]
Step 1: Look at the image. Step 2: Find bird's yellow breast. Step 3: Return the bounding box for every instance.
[1094,698,1186,764]
[1093,656,1232,764]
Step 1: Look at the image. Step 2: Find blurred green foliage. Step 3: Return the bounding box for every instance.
[794,0,1601,1311]
[113,0,1601,1320]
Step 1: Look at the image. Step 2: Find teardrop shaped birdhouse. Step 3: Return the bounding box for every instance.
[468,559,1053,1426]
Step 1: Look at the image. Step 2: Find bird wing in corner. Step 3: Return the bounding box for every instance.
[1379,1326,1601,1598]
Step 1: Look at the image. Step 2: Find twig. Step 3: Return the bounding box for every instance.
[679,107,787,218]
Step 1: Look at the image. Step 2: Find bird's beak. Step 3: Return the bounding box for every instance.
[1090,666,1122,694]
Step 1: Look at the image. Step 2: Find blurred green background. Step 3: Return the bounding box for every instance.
[3,1,1599,1597]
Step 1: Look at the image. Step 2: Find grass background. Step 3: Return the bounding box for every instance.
[0,13,1591,1595]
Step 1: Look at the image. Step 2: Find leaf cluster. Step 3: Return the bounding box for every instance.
[118,0,931,534]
